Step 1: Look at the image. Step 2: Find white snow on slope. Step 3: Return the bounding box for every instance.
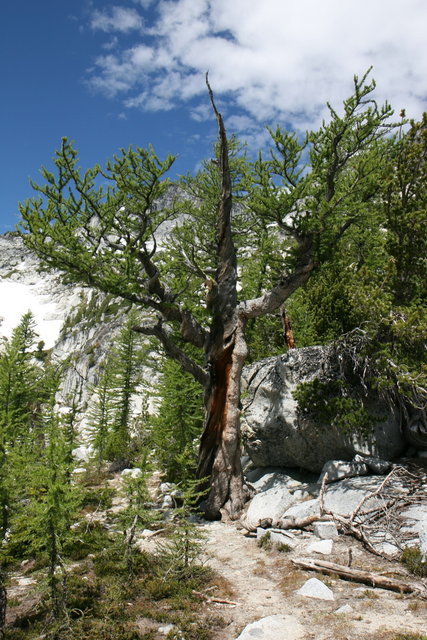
[0,280,63,349]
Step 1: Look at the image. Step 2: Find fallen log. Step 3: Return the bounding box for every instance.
[291,557,427,599]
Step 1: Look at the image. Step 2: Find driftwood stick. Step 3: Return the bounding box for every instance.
[292,557,427,599]
[276,514,329,530]
[319,471,328,516]
[143,528,167,538]
[191,590,239,606]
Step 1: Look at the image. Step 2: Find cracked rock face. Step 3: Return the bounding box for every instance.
[241,347,405,472]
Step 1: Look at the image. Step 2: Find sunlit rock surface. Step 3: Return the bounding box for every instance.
[241,346,406,471]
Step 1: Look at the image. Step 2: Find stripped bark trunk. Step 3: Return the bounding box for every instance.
[281,306,296,349]
[197,76,316,519]
[196,76,246,519]
[197,317,248,518]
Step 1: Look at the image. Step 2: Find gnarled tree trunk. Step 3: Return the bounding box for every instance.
[196,76,246,519]
[197,316,248,519]
[196,76,316,519]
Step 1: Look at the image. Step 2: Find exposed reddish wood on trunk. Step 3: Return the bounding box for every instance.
[197,342,234,482]
[195,76,246,520]
[197,317,248,519]
[281,307,295,349]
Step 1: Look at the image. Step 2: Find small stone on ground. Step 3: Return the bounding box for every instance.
[305,538,333,554]
[235,614,304,640]
[296,578,335,601]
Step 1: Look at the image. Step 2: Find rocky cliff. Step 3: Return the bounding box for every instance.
[241,346,410,471]
[0,233,137,440]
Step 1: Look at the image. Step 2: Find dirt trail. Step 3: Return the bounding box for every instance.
[201,520,427,640]
[202,521,297,638]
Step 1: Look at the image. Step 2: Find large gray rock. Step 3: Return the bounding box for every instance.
[319,459,369,483]
[244,484,296,529]
[282,476,386,520]
[400,505,427,557]
[241,347,405,472]
[234,614,304,640]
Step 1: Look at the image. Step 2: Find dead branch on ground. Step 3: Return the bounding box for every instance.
[192,590,239,606]
[320,465,427,559]
[292,556,427,599]
[245,465,426,560]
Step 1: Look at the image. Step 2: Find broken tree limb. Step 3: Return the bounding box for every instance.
[281,306,296,349]
[275,514,330,530]
[348,466,400,523]
[191,590,239,606]
[319,471,328,515]
[291,557,427,599]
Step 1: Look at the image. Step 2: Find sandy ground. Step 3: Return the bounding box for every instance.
[200,520,427,640]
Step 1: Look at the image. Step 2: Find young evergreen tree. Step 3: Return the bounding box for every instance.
[88,360,115,469]
[151,356,204,482]
[0,312,47,538]
[88,310,145,465]
[0,317,81,628]
[14,372,79,624]
[107,312,143,462]
[155,479,207,579]
[19,71,400,517]
[382,113,427,306]
[0,312,44,447]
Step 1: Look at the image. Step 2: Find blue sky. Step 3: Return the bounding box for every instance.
[1,0,426,233]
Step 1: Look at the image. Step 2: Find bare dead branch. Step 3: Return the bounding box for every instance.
[292,557,427,599]
[192,590,239,606]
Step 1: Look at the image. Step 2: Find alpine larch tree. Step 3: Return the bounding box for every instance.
[19,72,399,518]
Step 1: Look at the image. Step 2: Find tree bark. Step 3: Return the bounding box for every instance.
[196,76,246,519]
[197,77,317,519]
[197,317,248,519]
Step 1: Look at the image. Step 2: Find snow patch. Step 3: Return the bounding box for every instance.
[0,281,63,348]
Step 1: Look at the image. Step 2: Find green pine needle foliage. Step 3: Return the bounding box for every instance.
[150,357,204,483]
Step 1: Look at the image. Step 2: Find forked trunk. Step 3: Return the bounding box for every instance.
[195,75,247,519]
[197,318,248,519]
[195,77,316,520]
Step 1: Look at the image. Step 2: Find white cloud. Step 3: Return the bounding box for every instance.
[101,36,119,50]
[90,6,143,33]
[190,103,212,122]
[87,0,427,133]
[226,114,257,133]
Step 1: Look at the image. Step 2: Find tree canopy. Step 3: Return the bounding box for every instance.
[18,71,426,517]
